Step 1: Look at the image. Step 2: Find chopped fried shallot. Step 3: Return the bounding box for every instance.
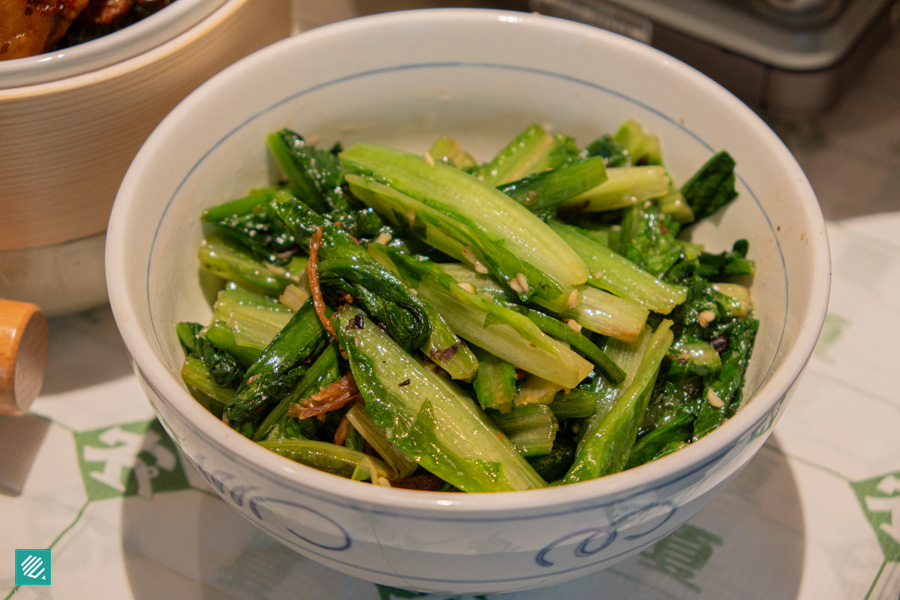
[287,373,360,420]
[308,225,338,340]
[333,414,351,446]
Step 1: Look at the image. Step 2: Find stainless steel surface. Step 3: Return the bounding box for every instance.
[532,0,894,69]
[770,27,900,220]
[751,0,846,28]
[529,0,897,118]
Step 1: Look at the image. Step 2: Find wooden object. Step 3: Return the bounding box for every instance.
[0,299,48,416]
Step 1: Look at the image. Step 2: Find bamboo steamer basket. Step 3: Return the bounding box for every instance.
[0,0,292,317]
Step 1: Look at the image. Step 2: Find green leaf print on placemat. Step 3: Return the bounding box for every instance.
[74,419,191,501]
[638,524,723,592]
[852,471,900,562]
[812,313,849,361]
[376,586,488,600]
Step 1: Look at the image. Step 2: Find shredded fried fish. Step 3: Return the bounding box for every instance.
[308,225,338,340]
[287,373,360,420]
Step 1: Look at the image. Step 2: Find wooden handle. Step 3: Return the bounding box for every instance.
[0,299,48,416]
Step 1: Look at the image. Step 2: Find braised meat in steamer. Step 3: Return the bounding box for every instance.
[0,0,173,60]
[0,0,90,60]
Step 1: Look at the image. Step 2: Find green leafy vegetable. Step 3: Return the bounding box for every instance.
[680,151,738,222]
[334,306,546,492]
[176,120,759,491]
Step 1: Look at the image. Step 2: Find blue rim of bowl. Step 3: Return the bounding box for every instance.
[175,392,756,585]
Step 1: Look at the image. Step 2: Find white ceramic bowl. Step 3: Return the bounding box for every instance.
[0,0,291,316]
[106,9,831,594]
